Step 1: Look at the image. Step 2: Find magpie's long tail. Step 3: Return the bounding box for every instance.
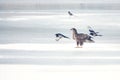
[63,36,70,39]
[60,34,70,39]
[97,35,103,36]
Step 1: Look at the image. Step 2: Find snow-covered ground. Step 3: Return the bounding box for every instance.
[0,43,119,65]
[0,10,120,65]
[0,9,120,80]
[0,65,120,80]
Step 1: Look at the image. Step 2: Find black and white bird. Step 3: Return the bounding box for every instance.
[68,11,73,16]
[55,33,70,41]
[85,35,95,43]
[88,26,102,37]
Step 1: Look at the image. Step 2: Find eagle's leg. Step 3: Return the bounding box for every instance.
[79,41,83,48]
[75,41,81,48]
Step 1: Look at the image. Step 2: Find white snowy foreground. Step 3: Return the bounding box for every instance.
[0,35,120,80]
[0,65,120,80]
[0,43,119,51]
[0,43,120,65]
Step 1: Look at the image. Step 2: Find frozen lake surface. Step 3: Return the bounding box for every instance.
[0,10,120,65]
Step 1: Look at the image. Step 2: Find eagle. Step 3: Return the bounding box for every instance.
[71,28,94,48]
[55,33,70,41]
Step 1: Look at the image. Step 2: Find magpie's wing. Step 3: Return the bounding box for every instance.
[55,33,64,38]
[89,29,95,33]
[55,33,70,39]
[88,26,95,32]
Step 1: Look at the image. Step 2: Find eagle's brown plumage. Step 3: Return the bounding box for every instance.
[71,28,91,48]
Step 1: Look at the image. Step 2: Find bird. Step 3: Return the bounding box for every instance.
[70,28,94,48]
[55,33,70,41]
[85,36,95,43]
[68,11,73,16]
[88,26,102,37]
